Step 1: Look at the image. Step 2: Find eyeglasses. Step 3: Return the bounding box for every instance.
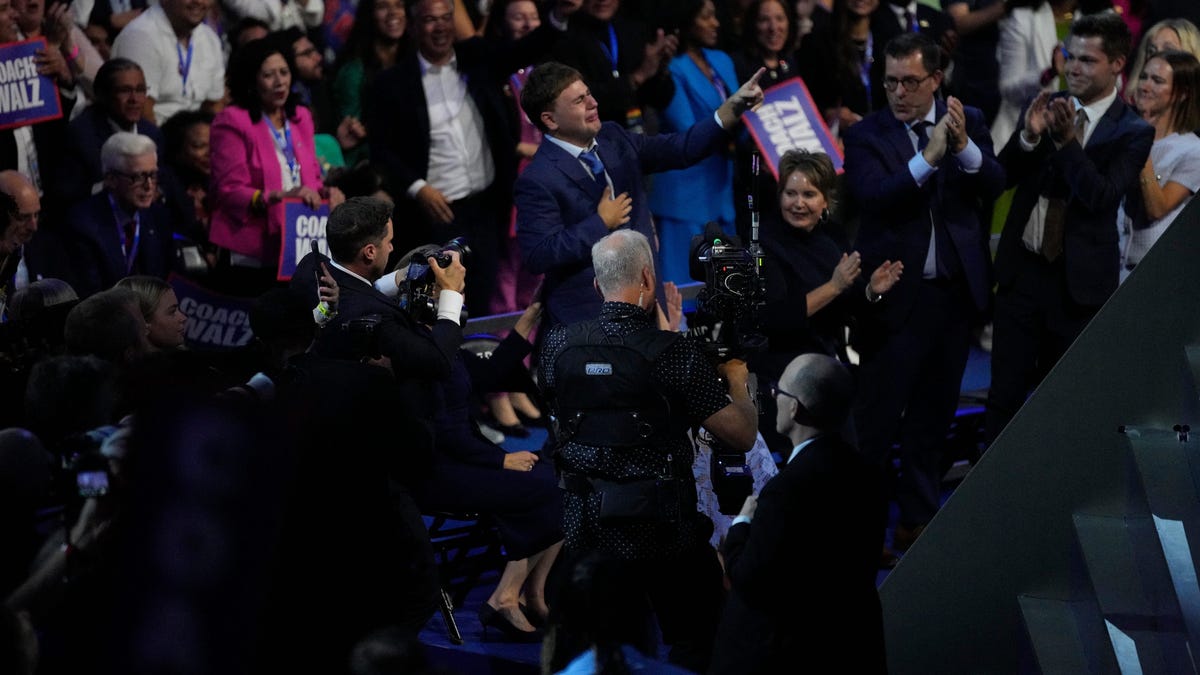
[768,380,800,403]
[883,74,935,92]
[111,170,159,186]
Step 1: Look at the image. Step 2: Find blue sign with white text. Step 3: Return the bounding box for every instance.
[0,39,62,131]
[277,199,330,281]
[743,78,842,180]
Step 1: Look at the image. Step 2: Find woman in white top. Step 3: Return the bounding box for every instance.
[1119,49,1200,282]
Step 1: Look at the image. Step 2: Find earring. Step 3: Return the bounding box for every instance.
[819,207,830,225]
[637,289,645,308]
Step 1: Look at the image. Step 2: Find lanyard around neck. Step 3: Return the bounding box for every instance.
[267,118,300,186]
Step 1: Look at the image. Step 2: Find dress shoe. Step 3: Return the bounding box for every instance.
[478,603,542,643]
[892,524,926,553]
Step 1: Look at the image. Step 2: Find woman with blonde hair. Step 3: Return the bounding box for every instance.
[114,276,187,351]
[1124,18,1200,104]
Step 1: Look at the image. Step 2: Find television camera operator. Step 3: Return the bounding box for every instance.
[537,229,757,673]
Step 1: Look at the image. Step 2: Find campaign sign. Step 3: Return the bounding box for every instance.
[743,78,842,180]
[168,274,256,351]
[0,39,63,131]
[277,199,330,281]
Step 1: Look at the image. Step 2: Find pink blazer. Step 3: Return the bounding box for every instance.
[209,105,324,261]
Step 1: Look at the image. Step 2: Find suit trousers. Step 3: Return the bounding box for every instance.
[986,248,1098,441]
[854,278,972,528]
[429,187,501,319]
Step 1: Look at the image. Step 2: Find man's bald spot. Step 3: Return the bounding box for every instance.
[780,353,854,420]
[0,170,38,211]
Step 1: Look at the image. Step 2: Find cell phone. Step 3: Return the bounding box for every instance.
[312,239,324,301]
[77,470,109,498]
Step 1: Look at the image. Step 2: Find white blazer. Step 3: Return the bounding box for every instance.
[993,3,1059,148]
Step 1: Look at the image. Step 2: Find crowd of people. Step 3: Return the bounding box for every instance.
[2,0,1200,672]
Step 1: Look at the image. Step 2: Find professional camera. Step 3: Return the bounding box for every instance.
[686,222,767,361]
[395,237,471,325]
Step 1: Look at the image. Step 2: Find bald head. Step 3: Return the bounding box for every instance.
[0,170,38,255]
[777,353,855,434]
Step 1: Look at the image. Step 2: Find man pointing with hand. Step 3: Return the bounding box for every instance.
[514,60,764,327]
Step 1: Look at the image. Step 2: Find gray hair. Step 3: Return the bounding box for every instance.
[591,229,653,297]
[100,132,158,174]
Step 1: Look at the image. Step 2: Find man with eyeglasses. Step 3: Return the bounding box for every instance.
[712,354,885,674]
[843,31,1004,556]
[62,59,166,200]
[66,132,175,297]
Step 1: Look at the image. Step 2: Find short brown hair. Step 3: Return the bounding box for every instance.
[521,61,584,134]
[777,150,837,210]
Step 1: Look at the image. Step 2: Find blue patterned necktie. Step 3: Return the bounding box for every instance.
[579,148,605,182]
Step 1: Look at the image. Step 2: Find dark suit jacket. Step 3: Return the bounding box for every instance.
[61,107,203,243]
[551,12,675,126]
[0,94,73,193]
[66,191,176,297]
[844,98,1005,334]
[995,93,1153,307]
[292,252,462,381]
[368,31,555,249]
[514,118,728,326]
[61,107,165,199]
[716,435,886,674]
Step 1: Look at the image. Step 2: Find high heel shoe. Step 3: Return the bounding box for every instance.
[478,603,542,643]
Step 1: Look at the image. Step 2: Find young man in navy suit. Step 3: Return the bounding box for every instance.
[843,32,1005,552]
[513,60,764,327]
[986,13,1152,441]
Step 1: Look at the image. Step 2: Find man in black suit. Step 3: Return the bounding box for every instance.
[843,32,1004,550]
[986,13,1152,441]
[61,59,166,200]
[291,196,465,390]
[66,132,176,297]
[551,0,678,130]
[290,195,467,634]
[713,353,886,674]
[367,0,567,315]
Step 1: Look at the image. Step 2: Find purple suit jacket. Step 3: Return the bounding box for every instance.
[209,105,324,261]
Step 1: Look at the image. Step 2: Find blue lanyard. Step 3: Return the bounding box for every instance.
[176,39,194,95]
[268,118,301,186]
[860,31,873,108]
[599,23,619,78]
[108,194,141,274]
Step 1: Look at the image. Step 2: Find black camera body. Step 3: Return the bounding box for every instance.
[687,223,767,361]
[397,237,472,325]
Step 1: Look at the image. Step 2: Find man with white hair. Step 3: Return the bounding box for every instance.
[66,132,175,296]
[538,229,758,672]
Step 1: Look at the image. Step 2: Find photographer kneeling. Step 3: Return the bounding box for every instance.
[538,229,758,674]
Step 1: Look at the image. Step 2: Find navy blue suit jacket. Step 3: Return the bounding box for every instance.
[716,435,885,673]
[995,93,1152,307]
[66,191,175,297]
[843,99,1005,333]
[514,118,728,326]
[62,107,165,199]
